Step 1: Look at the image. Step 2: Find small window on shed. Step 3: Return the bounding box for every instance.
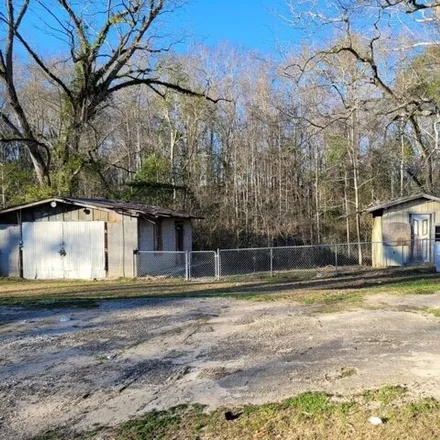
[435,225,440,242]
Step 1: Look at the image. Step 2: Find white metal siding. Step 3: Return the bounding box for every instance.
[63,222,106,279]
[23,222,64,279]
[22,221,105,279]
[107,217,138,278]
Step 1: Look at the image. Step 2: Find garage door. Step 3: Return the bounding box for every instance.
[22,221,106,279]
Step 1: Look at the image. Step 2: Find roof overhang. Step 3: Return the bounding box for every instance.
[366,193,440,214]
[0,197,75,215]
[0,197,203,221]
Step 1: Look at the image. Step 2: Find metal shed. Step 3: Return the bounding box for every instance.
[0,197,200,279]
[367,193,440,267]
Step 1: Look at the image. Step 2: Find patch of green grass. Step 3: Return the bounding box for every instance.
[32,388,440,440]
[340,367,358,378]
[406,397,440,415]
[227,292,281,302]
[102,404,209,440]
[242,401,280,417]
[368,278,440,296]
[282,392,333,414]
[363,385,407,405]
[0,297,100,309]
[0,266,439,310]
[303,291,363,306]
[428,308,440,318]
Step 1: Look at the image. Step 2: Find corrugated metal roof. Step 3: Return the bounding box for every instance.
[0,197,203,220]
[366,193,440,213]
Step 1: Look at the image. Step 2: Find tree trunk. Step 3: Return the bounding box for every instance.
[400,124,405,197]
[344,170,350,255]
[351,111,363,266]
[28,142,50,186]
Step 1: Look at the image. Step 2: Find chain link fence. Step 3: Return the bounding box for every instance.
[135,251,187,278]
[134,240,437,279]
[219,248,272,277]
[218,243,373,277]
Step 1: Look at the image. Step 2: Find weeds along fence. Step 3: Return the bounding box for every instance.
[134,242,375,280]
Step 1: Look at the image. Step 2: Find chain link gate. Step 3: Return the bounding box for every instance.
[134,250,217,279]
[135,251,187,278]
[189,251,217,279]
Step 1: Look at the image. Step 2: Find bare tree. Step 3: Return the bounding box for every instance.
[0,0,219,192]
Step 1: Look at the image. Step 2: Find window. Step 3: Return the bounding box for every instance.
[175,222,184,251]
[413,219,419,235]
[435,225,440,242]
[423,219,428,236]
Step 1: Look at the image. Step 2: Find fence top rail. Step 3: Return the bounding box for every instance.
[219,247,272,252]
[136,250,187,254]
[216,240,436,252]
[218,242,374,252]
[136,240,435,256]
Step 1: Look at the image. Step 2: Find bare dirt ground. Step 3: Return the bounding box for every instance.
[1,291,440,440]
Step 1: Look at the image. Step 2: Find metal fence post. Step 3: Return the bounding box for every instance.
[270,247,274,277]
[132,250,138,278]
[216,248,220,280]
[334,244,338,272]
[185,251,189,281]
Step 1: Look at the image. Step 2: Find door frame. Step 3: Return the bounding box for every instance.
[408,213,432,264]
[175,221,184,252]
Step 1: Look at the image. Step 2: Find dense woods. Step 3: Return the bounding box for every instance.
[2,0,440,249]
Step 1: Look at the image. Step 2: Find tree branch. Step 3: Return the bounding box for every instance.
[107,78,223,103]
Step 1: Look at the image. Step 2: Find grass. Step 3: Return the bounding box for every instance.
[428,308,440,318]
[340,366,358,378]
[303,291,363,305]
[0,278,242,307]
[363,385,407,405]
[33,388,440,440]
[370,279,440,296]
[0,266,439,310]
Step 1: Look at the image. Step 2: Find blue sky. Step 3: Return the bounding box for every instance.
[16,0,426,60]
[18,0,298,57]
[172,0,294,53]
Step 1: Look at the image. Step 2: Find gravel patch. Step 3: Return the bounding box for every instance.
[1,295,440,439]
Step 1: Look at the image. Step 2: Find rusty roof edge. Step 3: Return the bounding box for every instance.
[0,197,203,219]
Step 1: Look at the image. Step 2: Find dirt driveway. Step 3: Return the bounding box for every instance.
[1,292,440,439]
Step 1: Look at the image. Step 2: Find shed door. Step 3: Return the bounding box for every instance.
[22,221,105,279]
[63,222,106,279]
[410,214,431,263]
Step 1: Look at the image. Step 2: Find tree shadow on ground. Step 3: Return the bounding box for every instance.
[1,266,438,311]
